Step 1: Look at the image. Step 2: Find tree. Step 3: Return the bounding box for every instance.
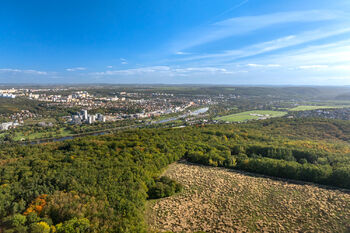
[30,222,51,233]
[56,218,90,233]
[8,214,27,227]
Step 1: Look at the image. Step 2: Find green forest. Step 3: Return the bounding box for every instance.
[1,118,350,232]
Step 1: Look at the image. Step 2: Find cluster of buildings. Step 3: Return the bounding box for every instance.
[152,92,174,97]
[0,89,16,98]
[0,93,16,99]
[27,91,122,106]
[71,109,106,124]
[0,122,20,131]
[8,110,38,122]
[1,88,214,126]
[28,91,91,103]
[292,108,350,120]
[19,89,212,120]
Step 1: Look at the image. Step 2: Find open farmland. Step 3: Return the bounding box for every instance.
[147,162,350,233]
[215,110,287,122]
[289,105,350,111]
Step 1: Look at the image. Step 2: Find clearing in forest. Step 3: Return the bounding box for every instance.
[147,162,350,233]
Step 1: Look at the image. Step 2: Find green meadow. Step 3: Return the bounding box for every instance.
[289,105,350,111]
[215,110,287,122]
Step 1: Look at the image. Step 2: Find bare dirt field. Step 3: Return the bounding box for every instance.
[146,162,350,233]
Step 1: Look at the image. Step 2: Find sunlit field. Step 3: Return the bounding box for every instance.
[147,162,350,233]
[289,105,350,111]
[215,110,287,122]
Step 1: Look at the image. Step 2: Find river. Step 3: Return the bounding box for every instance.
[153,107,209,124]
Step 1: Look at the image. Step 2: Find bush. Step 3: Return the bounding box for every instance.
[29,222,51,233]
[56,218,90,233]
[7,214,27,227]
[26,212,40,225]
[148,176,183,199]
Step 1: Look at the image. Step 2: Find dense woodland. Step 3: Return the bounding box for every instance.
[1,118,350,232]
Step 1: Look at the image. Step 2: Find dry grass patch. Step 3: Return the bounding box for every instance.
[147,162,350,233]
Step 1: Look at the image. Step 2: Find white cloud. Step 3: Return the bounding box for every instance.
[0,68,48,75]
[176,27,350,64]
[66,67,86,71]
[175,10,342,51]
[246,64,263,67]
[266,64,281,68]
[298,65,329,69]
[331,65,350,71]
[91,66,234,77]
[215,0,249,18]
[92,66,171,76]
[215,10,338,27]
[248,39,350,69]
[175,51,190,55]
[120,58,128,65]
[246,64,281,68]
[174,67,231,74]
[107,66,113,68]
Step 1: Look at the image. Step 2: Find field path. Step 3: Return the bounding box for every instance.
[147,162,350,232]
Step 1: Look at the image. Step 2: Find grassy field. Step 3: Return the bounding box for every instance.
[147,162,350,233]
[289,105,350,111]
[215,110,287,122]
[12,127,74,141]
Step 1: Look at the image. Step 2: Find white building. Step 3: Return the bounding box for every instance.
[88,115,96,124]
[71,109,106,124]
[29,93,40,99]
[0,122,19,131]
[81,109,88,120]
[0,93,16,98]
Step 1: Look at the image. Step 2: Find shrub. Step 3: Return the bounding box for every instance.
[8,214,26,227]
[29,221,51,233]
[148,176,183,199]
[56,218,90,233]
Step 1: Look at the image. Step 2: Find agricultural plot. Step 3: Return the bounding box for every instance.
[147,162,350,233]
[215,110,287,122]
[289,105,350,111]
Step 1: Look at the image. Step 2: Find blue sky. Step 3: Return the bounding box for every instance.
[1,0,350,84]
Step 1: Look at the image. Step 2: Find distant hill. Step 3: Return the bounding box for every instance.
[335,93,350,100]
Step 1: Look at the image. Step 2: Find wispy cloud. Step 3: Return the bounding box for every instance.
[66,67,86,71]
[175,51,190,55]
[0,68,48,75]
[220,0,249,15]
[174,67,232,74]
[246,64,281,68]
[120,58,128,65]
[175,27,350,64]
[298,65,329,69]
[90,37,350,83]
[249,39,350,68]
[92,66,171,76]
[91,66,233,77]
[174,10,342,51]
